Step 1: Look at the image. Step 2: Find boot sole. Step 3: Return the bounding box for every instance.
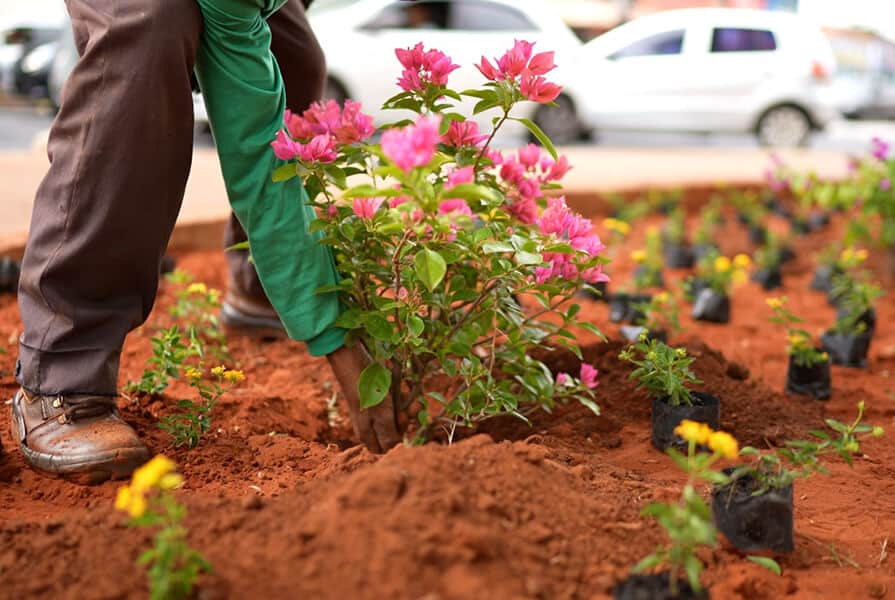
[10,399,149,485]
[220,303,288,340]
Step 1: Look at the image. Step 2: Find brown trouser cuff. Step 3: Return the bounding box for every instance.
[16,340,120,397]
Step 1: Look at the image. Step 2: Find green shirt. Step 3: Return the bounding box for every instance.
[194,0,344,356]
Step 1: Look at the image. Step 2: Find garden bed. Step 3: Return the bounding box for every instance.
[0,205,893,599]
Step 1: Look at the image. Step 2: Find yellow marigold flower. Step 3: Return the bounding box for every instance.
[187,282,208,295]
[631,249,647,263]
[602,218,631,236]
[132,455,177,492]
[184,367,203,381]
[732,269,748,285]
[674,420,712,445]
[211,365,227,377]
[714,256,732,272]
[765,297,784,310]
[223,369,246,384]
[787,333,808,349]
[208,288,222,303]
[115,485,133,512]
[733,254,752,268]
[158,473,184,491]
[127,493,147,519]
[655,291,671,303]
[708,431,739,459]
[114,485,148,519]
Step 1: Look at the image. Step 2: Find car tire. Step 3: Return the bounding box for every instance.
[531,94,582,146]
[756,105,811,148]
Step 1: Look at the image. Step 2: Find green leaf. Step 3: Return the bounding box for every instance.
[473,97,502,115]
[515,251,543,266]
[577,397,601,417]
[225,241,250,252]
[364,313,395,341]
[482,241,515,254]
[444,183,501,203]
[747,556,782,575]
[460,88,494,100]
[407,315,425,337]
[415,249,447,292]
[358,362,392,409]
[632,554,663,573]
[272,163,297,182]
[512,117,558,160]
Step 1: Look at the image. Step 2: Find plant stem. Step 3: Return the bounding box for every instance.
[473,108,510,171]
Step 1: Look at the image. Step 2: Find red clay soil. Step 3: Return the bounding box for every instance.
[1,206,894,600]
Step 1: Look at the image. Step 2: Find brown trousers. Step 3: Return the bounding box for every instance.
[16,0,325,396]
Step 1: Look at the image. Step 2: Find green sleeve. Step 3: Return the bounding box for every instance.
[194,0,344,356]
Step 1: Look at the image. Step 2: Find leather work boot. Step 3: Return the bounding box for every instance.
[220,283,287,340]
[10,388,149,484]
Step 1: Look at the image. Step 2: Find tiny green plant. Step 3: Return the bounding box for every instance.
[766,296,827,368]
[831,272,882,335]
[166,270,230,361]
[126,325,204,396]
[159,366,246,448]
[630,227,664,290]
[696,253,751,295]
[663,207,687,245]
[733,402,883,494]
[633,421,738,595]
[632,291,680,335]
[115,456,211,600]
[619,334,701,406]
[693,197,723,247]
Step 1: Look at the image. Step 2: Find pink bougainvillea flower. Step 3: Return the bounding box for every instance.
[395,43,459,92]
[555,372,570,386]
[326,204,339,218]
[446,166,475,188]
[521,73,562,103]
[545,155,571,181]
[438,198,473,216]
[352,197,385,220]
[297,133,338,163]
[581,265,610,284]
[527,51,556,76]
[441,120,488,148]
[580,364,599,389]
[881,178,891,191]
[871,136,890,161]
[497,39,533,79]
[381,115,441,172]
[517,144,541,169]
[507,197,538,224]
[476,56,500,81]
[334,100,375,145]
[271,129,300,160]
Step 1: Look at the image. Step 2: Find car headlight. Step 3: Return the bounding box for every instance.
[22,42,55,74]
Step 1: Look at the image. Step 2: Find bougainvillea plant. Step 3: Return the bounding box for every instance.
[271,41,608,440]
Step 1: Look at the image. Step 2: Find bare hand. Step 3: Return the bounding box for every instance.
[327,343,401,453]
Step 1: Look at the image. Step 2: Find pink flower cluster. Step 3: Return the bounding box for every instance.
[494,144,571,224]
[872,136,890,162]
[396,43,460,93]
[555,364,599,389]
[271,99,374,164]
[440,120,488,148]
[381,114,441,173]
[353,196,385,220]
[535,197,608,285]
[477,40,561,104]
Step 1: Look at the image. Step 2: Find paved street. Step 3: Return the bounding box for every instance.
[2,104,895,153]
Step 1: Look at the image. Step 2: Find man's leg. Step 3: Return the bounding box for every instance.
[13,0,202,481]
[220,0,325,338]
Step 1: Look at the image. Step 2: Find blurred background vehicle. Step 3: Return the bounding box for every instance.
[825,28,895,120]
[0,10,63,99]
[308,0,592,144]
[578,8,837,147]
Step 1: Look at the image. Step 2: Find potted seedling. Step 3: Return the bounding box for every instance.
[692,198,723,262]
[750,234,784,291]
[662,207,694,269]
[580,217,632,302]
[621,291,680,344]
[620,335,719,451]
[713,402,883,554]
[691,254,750,324]
[821,273,882,368]
[766,297,831,400]
[733,191,769,245]
[810,242,844,294]
[616,422,739,599]
[824,246,869,305]
[611,231,664,323]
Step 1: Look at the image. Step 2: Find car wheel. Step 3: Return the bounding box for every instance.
[756,105,811,147]
[531,95,582,146]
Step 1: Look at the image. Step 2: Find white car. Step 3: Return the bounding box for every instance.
[578,8,839,147]
[308,0,591,144]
